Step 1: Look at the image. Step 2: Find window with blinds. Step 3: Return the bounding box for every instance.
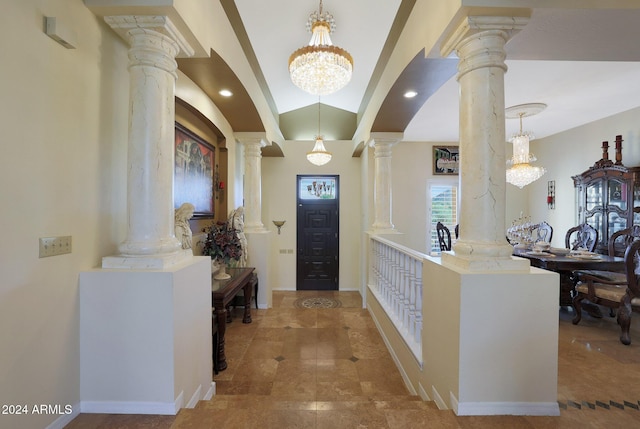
[428,182,458,253]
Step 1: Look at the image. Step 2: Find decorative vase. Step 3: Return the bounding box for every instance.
[214,262,231,280]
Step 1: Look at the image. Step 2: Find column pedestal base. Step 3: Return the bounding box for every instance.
[102,249,192,269]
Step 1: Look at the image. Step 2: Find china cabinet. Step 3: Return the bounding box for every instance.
[572,135,640,255]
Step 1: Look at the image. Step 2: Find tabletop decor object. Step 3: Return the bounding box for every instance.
[201,222,243,279]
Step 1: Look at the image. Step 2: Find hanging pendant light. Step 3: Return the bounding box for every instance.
[307,98,332,166]
[505,103,547,189]
[289,0,353,96]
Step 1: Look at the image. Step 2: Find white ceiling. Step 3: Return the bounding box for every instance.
[235,0,402,114]
[233,2,640,143]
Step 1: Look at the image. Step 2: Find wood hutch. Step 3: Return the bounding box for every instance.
[572,135,640,256]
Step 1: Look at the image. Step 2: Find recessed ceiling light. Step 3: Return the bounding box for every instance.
[219,89,233,97]
[404,90,418,98]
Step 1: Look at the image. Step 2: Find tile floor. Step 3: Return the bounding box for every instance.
[66,290,640,428]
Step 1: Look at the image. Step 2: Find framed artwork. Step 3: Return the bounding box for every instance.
[174,122,215,218]
[433,146,459,175]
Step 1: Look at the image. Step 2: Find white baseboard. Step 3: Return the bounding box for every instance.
[431,385,448,410]
[417,382,431,401]
[45,402,80,429]
[186,385,201,408]
[80,397,181,415]
[455,401,560,416]
[203,381,216,400]
[367,303,417,396]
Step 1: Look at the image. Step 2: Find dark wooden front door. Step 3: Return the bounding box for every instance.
[296,175,339,290]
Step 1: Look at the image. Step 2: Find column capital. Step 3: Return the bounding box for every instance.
[104,15,194,57]
[239,133,267,233]
[235,132,268,147]
[441,15,529,59]
[368,132,403,148]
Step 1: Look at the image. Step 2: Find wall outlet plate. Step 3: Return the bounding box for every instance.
[39,236,72,258]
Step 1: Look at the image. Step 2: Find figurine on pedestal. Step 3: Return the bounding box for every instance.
[228,207,248,267]
[174,203,195,253]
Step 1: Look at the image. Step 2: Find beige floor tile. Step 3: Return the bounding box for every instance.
[68,291,640,429]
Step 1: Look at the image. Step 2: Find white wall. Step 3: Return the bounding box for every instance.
[0,1,129,428]
[262,141,362,291]
[390,142,435,253]
[526,106,640,247]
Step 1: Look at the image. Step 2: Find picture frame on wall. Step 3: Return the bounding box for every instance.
[433,145,459,175]
[174,122,215,218]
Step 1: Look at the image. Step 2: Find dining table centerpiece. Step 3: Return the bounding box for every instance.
[201,221,243,279]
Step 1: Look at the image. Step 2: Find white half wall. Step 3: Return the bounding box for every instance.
[79,257,212,414]
[423,256,560,416]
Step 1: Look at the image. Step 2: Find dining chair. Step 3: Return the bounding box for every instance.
[573,225,640,310]
[565,223,598,252]
[436,222,452,252]
[572,239,640,345]
[454,224,459,240]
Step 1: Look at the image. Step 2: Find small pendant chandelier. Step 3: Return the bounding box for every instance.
[307,98,332,166]
[505,103,547,189]
[289,0,353,96]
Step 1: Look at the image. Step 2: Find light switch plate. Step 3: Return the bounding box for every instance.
[39,236,72,258]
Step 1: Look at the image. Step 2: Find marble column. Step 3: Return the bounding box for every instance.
[440,16,529,271]
[102,16,194,268]
[237,134,268,233]
[369,133,402,233]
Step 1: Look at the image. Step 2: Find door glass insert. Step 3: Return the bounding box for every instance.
[299,177,337,200]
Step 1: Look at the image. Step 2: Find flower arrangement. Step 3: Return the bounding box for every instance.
[201,221,243,265]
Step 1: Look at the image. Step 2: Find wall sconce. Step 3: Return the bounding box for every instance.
[547,180,555,209]
[272,220,286,234]
[214,166,222,200]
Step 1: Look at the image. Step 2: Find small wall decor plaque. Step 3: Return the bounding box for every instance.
[433,146,459,175]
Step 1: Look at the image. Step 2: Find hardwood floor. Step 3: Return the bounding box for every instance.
[66,291,640,428]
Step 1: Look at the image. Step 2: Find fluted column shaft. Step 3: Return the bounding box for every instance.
[441,17,528,266]
[370,133,402,233]
[239,137,267,232]
[103,16,194,263]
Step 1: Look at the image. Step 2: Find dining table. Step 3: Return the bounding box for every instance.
[513,247,625,308]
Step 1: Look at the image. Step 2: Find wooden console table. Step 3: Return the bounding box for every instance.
[212,267,255,371]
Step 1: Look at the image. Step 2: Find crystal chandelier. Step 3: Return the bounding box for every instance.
[289,0,353,96]
[307,99,332,165]
[307,136,332,165]
[505,103,547,189]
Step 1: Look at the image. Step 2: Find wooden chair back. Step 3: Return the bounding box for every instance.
[565,223,598,251]
[436,222,451,252]
[625,239,640,300]
[608,225,640,256]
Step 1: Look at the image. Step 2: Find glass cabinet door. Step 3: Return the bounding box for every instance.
[586,181,603,210]
[585,212,603,243]
[607,178,627,210]
[634,185,640,225]
[608,211,627,241]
